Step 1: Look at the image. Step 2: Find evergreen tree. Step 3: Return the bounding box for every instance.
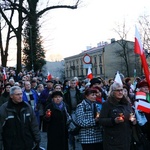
[23,21,46,72]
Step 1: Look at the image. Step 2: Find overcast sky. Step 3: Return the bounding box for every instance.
[39,0,150,61]
[7,0,150,66]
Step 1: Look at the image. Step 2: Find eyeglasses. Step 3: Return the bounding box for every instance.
[113,89,123,92]
[14,93,22,96]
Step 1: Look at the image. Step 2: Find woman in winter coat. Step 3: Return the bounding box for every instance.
[99,82,136,150]
[75,87,103,150]
[44,91,69,150]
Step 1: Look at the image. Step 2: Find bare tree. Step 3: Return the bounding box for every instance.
[0,0,81,72]
[0,0,17,67]
[113,21,141,77]
[138,15,150,73]
[138,15,150,53]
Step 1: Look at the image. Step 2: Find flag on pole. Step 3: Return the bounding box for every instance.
[3,67,7,80]
[134,26,150,85]
[114,71,123,85]
[87,66,93,80]
[47,71,52,81]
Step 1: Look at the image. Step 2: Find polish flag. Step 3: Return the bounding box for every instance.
[3,67,7,80]
[136,100,150,113]
[47,71,52,81]
[134,26,150,85]
[87,66,93,80]
[135,91,146,100]
[114,71,123,85]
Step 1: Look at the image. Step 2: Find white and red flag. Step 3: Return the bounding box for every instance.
[87,66,93,80]
[3,67,7,80]
[114,71,123,85]
[134,26,150,85]
[135,100,150,113]
[47,71,52,81]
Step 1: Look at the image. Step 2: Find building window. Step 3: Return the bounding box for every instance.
[81,69,83,76]
[95,67,97,75]
[86,68,88,75]
[77,69,79,76]
[100,66,102,74]
[70,70,72,77]
[99,55,102,63]
[80,59,83,65]
[69,61,71,67]
[76,60,78,65]
[94,57,97,63]
[66,70,68,77]
[73,70,75,76]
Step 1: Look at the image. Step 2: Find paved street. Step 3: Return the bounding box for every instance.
[40,132,82,150]
[40,132,47,149]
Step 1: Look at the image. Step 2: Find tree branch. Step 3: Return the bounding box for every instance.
[0,7,17,35]
[37,5,78,18]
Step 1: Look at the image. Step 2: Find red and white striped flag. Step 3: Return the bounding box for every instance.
[134,26,150,85]
[87,66,93,80]
[136,100,150,113]
[3,67,7,80]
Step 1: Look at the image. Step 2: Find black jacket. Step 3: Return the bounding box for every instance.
[63,87,83,111]
[44,102,69,150]
[99,96,133,150]
[0,99,41,150]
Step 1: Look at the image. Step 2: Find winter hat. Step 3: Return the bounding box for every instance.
[138,80,149,88]
[51,91,63,98]
[90,78,101,87]
[46,80,54,83]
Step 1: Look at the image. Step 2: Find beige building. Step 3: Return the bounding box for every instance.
[64,39,141,80]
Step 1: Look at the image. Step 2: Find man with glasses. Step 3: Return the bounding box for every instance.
[0,86,41,150]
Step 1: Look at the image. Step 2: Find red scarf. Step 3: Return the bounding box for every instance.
[96,97,102,103]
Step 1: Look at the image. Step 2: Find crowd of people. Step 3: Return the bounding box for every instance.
[0,67,150,150]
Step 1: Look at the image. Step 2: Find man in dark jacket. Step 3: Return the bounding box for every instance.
[63,79,83,150]
[64,79,83,111]
[0,86,41,150]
